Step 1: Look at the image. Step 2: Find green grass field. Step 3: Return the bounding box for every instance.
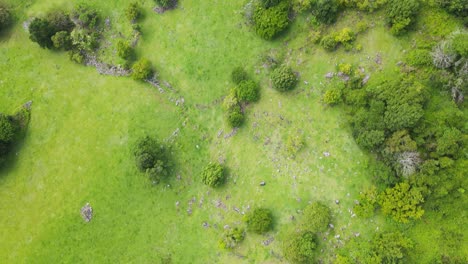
[0,0,466,263]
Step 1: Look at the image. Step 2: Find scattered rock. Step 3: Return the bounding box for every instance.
[362,75,370,85]
[335,234,340,239]
[202,222,209,228]
[329,224,334,229]
[262,237,274,246]
[354,232,360,237]
[224,224,230,230]
[260,181,266,186]
[325,72,334,79]
[80,203,93,222]
[323,151,330,157]
[23,101,33,110]
[335,199,340,205]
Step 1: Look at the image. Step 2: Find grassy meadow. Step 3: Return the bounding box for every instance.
[0,0,466,263]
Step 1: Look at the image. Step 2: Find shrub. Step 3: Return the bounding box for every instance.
[245,208,273,234]
[320,34,338,51]
[253,1,290,40]
[219,227,245,249]
[201,162,224,187]
[386,0,420,35]
[271,65,298,92]
[155,0,177,9]
[354,186,378,218]
[28,18,55,49]
[283,231,317,263]
[70,29,100,51]
[261,0,283,8]
[310,0,339,24]
[293,0,313,13]
[72,3,100,28]
[334,28,356,44]
[227,105,244,127]
[52,31,72,50]
[132,58,153,81]
[405,49,432,66]
[0,3,11,31]
[452,33,468,57]
[223,89,239,111]
[301,202,331,233]
[372,232,413,263]
[337,63,353,75]
[379,182,424,223]
[126,2,141,22]
[117,40,133,60]
[236,80,260,102]
[47,10,74,34]
[323,88,342,105]
[231,66,249,85]
[134,136,168,180]
[356,21,369,33]
[355,130,385,149]
[0,114,15,143]
[286,131,304,158]
[68,49,85,64]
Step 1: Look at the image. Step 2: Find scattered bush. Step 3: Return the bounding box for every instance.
[132,58,153,81]
[231,66,249,85]
[245,208,273,234]
[452,33,468,57]
[236,80,260,102]
[286,131,304,158]
[301,202,331,233]
[28,18,55,49]
[134,136,168,183]
[52,31,72,50]
[201,162,225,187]
[356,129,385,149]
[0,114,15,143]
[323,88,342,105]
[342,0,388,12]
[372,232,413,263]
[405,49,432,66]
[253,1,290,40]
[386,0,420,35]
[126,2,141,22]
[219,227,245,249]
[0,109,30,168]
[227,104,245,127]
[320,34,338,51]
[356,21,370,33]
[271,65,298,92]
[72,3,100,28]
[0,3,11,31]
[334,28,356,45]
[283,231,317,263]
[117,40,133,60]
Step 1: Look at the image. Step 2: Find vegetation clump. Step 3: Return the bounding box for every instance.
[126,2,141,22]
[132,58,153,81]
[0,108,30,168]
[134,136,169,183]
[386,0,420,35]
[235,80,260,102]
[219,227,245,249]
[301,202,331,233]
[379,182,424,223]
[283,231,317,263]
[245,208,273,234]
[0,2,11,31]
[231,66,249,85]
[271,65,298,91]
[201,162,225,187]
[253,1,290,40]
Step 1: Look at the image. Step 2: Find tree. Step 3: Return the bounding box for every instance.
[132,58,153,81]
[356,130,385,149]
[72,3,100,28]
[253,1,290,40]
[134,136,168,181]
[245,208,273,234]
[52,31,72,50]
[236,80,260,102]
[301,202,331,232]
[28,18,54,49]
[354,186,378,218]
[372,232,413,263]
[0,3,11,31]
[379,182,424,223]
[201,162,224,187]
[227,105,244,127]
[384,103,423,131]
[219,227,245,249]
[310,0,339,24]
[436,127,463,157]
[386,0,420,35]
[271,65,298,92]
[231,66,249,85]
[283,231,317,263]
[0,114,15,143]
[47,10,74,34]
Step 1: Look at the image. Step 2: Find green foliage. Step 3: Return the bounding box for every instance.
[334,254,352,264]
[271,65,298,92]
[310,0,339,24]
[47,10,75,34]
[379,182,424,223]
[383,130,417,154]
[286,131,304,158]
[227,104,245,127]
[253,1,290,40]
[134,136,168,182]
[405,49,432,66]
[231,66,249,85]
[245,208,273,234]
[293,0,313,13]
[354,186,378,218]
[155,0,177,9]
[0,3,11,31]
[68,49,85,64]
[219,227,245,249]
[261,0,283,8]
[436,0,468,18]
[70,29,100,52]
[201,162,224,187]
[283,231,317,263]
[52,31,72,50]
[117,40,133,61]
[0,114,15,143]
[126,2,141,22]
[301,202,331,232]
[235,80,260,102]
[386,0,420,35]
[356,130,385,149]
[323,88,342,105]
[28,18,54,49]
[436,127,463,157]
[343,0,388,12]
[72,3,100,28]
[132,58,153,81]
[451,33,468,57]
[372,232,413,263]
[334,28,356,44]
[320,34,338,51]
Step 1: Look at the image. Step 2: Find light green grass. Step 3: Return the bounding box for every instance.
[0,0,465,263]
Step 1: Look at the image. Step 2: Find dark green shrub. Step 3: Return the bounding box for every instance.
[52,31,72,50]
[311,0,339,24]
[47,10,74,33]
[126,2,141,22]
[0,114,15,143]
[28,18,54,49]
[245,208,273,234]
[436,0,467,19]
[356,130,385,149]
[155,0,177,9]
[0,3,11,31]
[261,0,282,8]
[253,1,290,40]
[372,232,413,263]
[117,40,133,60]
[236,80,260,102]
[219,227,245,249]
[301,202,331,232]
[271,65,298,92]
[386,0,420,35]
[227,105,244,127]
[132,58,153,81]
[134,136,168,178]
[72,3,100,28]
[231,66,249,85]
[320,34,338,51]
[201,162,224,187]
[283,231,317,263]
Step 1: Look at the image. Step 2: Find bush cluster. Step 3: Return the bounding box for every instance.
[126,2,141,22]
[154,0,177,9]
[245,208,273,234]
[134,136,169,183]
[271,65,298,92]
